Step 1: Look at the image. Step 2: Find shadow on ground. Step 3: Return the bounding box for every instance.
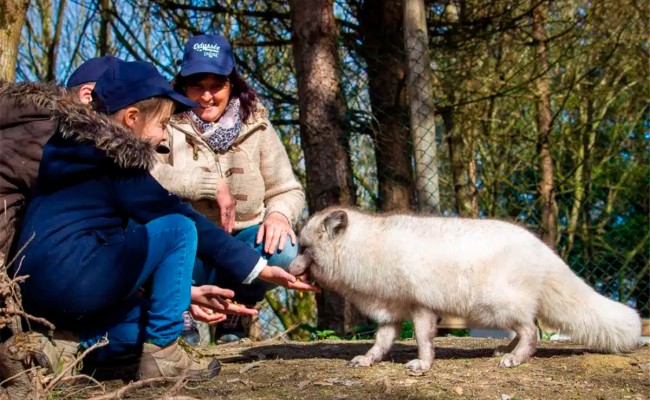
[225,340,588,364]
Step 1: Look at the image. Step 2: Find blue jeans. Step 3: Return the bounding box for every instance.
[192,224,298,305]
[80,214,197,361]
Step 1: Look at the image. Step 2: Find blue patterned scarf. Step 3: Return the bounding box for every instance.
[188,98,242,152]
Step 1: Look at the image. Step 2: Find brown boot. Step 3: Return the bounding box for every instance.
[31,330,80,377]
[138,339,221,381]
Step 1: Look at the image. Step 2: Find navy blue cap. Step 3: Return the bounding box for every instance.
[92,61,199,114]
[179,35,236,77]
[66,55,121,88]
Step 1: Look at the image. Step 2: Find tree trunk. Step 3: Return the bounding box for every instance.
[45,0,66,81]
[289,0,355,211]
[0,335,41,399]
[0,0,29,82]
[532,0,557,248]
[403,0,440,213]
[358,0,414,211]
[562,98,592,258]
[98,0,111,56]
[445,110,477,218]
[289,0,361,334]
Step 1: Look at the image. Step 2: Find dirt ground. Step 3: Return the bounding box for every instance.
[86,337,648,399]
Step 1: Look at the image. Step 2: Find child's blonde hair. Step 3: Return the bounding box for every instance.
[128,97,175,122]
[91,93,175,123]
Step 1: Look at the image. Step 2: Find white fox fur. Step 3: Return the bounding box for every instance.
[288,207,641,370]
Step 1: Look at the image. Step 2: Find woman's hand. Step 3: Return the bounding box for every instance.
[257,266,320,292]
[215,178,236,233]
[256,212,296,254]
[190,285,258,316]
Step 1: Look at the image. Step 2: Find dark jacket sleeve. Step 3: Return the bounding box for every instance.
[0,105,55,257]
[111,169,261,282]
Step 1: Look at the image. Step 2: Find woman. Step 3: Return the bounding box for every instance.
[153,35,306,341]
[15,61,316,380]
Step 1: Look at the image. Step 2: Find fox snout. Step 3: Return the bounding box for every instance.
[287,254,310,277]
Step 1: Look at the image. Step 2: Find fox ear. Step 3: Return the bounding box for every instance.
[323,210,348,238]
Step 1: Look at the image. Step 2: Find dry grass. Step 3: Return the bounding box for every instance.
[89,337,649,400]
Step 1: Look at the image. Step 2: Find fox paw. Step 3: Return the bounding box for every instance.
[348,355,374,367]
[405,359,431,372]
[498,353,525,367]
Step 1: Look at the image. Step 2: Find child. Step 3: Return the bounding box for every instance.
[14,61,316,381]
[0,55,120,265]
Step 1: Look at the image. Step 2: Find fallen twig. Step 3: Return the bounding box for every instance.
[239,360,265,374]
[86,376,180,400]
[260,322,301,343]
[0,367,39,387]
[164,368,188,397]
[0,308,55,331]
[56,373,106,398]
[2,234,33,273]
[45,336,109,392]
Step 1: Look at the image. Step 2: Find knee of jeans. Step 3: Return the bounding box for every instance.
[267,241,299,269]
[161,214,197,240]
[164,214,196,230]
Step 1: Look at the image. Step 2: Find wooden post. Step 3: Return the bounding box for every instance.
[403,0,440,214]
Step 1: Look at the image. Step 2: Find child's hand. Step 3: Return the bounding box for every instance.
[190,285,258,315]
[189,304,227,324]
[257,266,320,292]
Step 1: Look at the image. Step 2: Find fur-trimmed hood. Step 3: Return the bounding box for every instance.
[0,80,65,111]
[0,80,155,170]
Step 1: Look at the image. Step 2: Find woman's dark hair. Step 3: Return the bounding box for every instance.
[172,70,258,123]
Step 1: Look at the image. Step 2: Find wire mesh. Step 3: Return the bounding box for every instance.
[253,34,648,339]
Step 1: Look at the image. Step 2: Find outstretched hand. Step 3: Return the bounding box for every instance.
[189,304,227,324]
[190,285,258,316]
[257,266,320,292]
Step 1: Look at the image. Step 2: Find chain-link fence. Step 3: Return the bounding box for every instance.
[251,13,648,340]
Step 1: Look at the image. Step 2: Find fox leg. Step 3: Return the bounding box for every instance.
[405,308,438,372]
[349,322,400,367]
[494,337,519,356]
[498,322,537,367]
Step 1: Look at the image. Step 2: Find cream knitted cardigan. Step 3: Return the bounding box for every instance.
[152,112,305,232]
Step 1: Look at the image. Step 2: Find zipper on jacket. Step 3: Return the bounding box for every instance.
[173,122,227,177]
[192,143,199,161]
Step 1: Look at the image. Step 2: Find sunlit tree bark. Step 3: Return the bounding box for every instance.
[403,0,440,213]
[357,0,414,211]
[531,0,558,247]
[289,0,361,333]
[0,0,28,81]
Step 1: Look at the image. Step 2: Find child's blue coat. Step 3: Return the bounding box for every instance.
[15,99,260,326]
